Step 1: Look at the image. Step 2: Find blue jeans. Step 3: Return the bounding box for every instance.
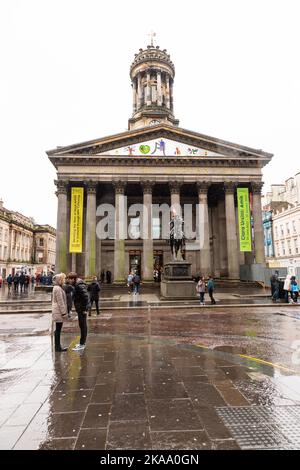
[199,292,205,303]
[134,284,140,294]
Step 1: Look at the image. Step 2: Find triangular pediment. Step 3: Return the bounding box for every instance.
[47,124,273,161]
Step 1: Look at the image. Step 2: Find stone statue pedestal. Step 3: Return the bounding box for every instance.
[160,261,197,299]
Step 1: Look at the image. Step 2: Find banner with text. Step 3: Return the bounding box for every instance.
[69,187,84,253]
[237,188,252,252]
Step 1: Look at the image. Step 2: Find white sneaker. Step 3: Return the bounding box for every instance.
[72,343,86,351]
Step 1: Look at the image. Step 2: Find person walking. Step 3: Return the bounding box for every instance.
[106,270,112,284]
[207,275,216,305]
[19,272,26,293]
[290,276,299,304]
[196,276,206,305]
[283,274,291,303]
[67,272,90,351]
[0,275,3,289]
[52,273,68,352]
[13,273,19,292]
[132,273,141,295]
[270,271,279,298]
[87,276,101,316]
[272,275,280,302]
[127,271,134,294]
[7,274,13,293]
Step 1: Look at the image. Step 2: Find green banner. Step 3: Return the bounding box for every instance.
[237,188,252,252]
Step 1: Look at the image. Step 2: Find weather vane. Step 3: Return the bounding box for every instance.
[147,30,156,47]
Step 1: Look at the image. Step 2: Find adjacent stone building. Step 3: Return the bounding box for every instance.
[262,173,300,273]
[0,199,56,277]
[48,43,273,282]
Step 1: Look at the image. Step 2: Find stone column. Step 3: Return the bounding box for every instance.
[211,204,220,277]
[137,73,142,109]
[166,75,171,109]
[113,181,126,283]
[55,180,68,274]
[169,181,181,216]
[146,72,151,106]
[157,70,162,106]
[142,181,154,282]
[217,198,228,276]
[197,182,211,277]
[84,181,97,278]
[132,78,137,113]
[252,182,265,264]
[224,182,240,279]
[170,80,174,111]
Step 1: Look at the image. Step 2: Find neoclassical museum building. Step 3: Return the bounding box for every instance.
[48,42,273,282]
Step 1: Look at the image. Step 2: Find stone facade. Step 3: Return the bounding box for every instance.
[0,199,56,276]
[48,44,272,282]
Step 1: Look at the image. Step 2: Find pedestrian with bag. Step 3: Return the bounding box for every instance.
[196,276,206,305]
[7,274,13,293]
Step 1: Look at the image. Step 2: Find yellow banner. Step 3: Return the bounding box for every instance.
[69,187,84,253]
[237,188,252,252]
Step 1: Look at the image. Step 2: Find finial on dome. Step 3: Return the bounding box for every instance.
[147,30,156,47]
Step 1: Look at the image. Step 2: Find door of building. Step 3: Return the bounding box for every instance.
[129,251,141,277]
[153,251,163,282]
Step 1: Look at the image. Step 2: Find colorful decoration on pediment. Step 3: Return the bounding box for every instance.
[96,138,223,157]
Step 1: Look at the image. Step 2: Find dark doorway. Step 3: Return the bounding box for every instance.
[129,252,141,276]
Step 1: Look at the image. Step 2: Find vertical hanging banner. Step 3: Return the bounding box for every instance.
[69,187,84,253]
[237,188,252,252]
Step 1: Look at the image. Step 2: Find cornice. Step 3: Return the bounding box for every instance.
[49,154,267,169]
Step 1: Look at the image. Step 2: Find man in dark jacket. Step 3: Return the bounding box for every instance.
[87,276,101,316]
[67,272,90,351]
[13,274,19,292]
[19,272,26,293]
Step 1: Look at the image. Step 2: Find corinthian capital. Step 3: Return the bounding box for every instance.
[169,181,182,194]
[196,181,211,194]
[141,180,155,194]
[85,180,98,194]
[54,180,68,196]
[113,180,126,194]
[252,181,264,194]
[224,181,236,194]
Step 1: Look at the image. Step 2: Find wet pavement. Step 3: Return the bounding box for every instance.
[1,298,300,450]
[0,284,298,314]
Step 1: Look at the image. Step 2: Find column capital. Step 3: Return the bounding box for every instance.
[85,180,97,194]
[196,181,211,194]
[141,180,155,194]
[113,180,126,194]
[252,181,264,194]
[169,181,182,194]
[54,180,68,196]
[224,181,236,194]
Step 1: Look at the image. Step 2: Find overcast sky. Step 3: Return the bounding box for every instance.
[1,0,299,227]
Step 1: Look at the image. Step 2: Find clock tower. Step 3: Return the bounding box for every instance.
[128,41,179,130]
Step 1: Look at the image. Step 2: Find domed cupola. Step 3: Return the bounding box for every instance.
[128,37,179,130]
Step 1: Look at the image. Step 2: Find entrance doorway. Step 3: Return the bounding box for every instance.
[154,251,163,282]
[129,251,141,277]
